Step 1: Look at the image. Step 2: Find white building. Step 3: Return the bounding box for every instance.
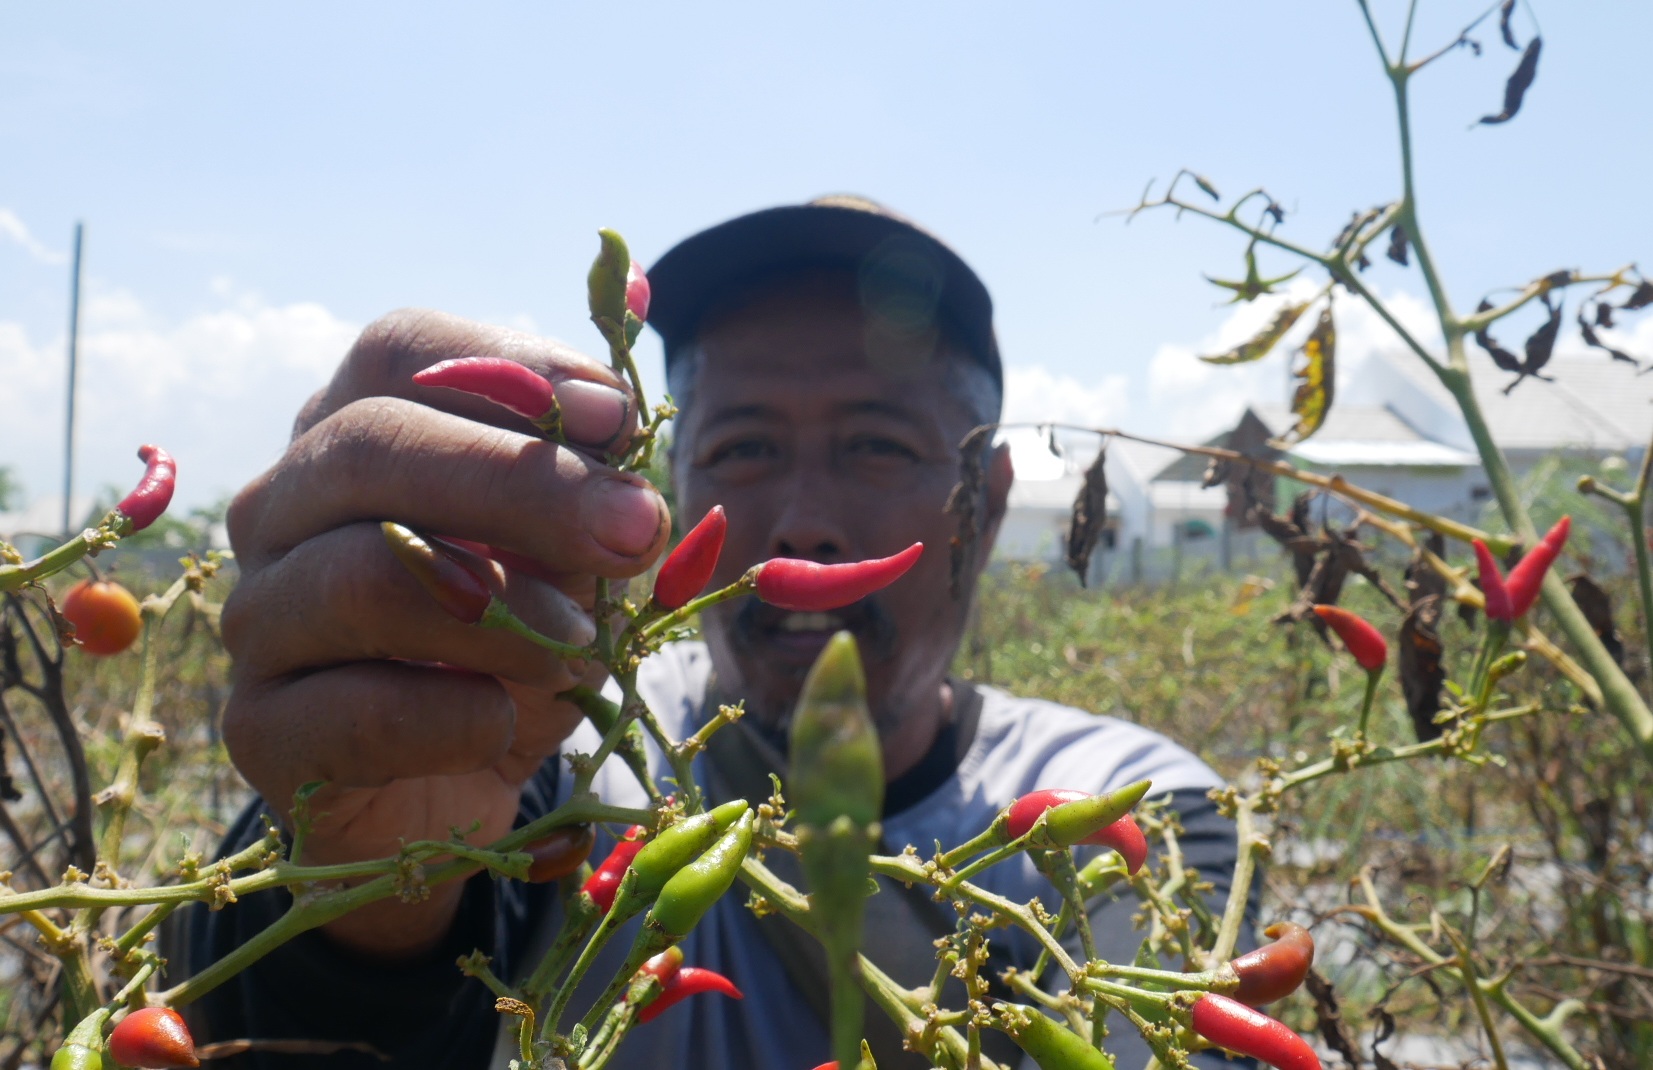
[996,348,1653,581]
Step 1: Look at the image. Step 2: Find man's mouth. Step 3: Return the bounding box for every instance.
[729,598,896,670]
[775,612,845,633]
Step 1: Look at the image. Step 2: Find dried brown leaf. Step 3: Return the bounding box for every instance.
[1498,0,1518,48]
[1386,223,1409,266]
[1399,596,1447,743]
[1479,36,1541,125]
[1199,301,1308,365]
[1623,279,1653,311]
[1578,306,1640,367]
[1473,298,1524,374]
[1064,445,1109,587]
[944,424,996,600]
[1271,304,1336,447]
[1569,574,1624,666]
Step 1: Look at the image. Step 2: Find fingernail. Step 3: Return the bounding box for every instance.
[556,379,631,446]
[584,479,664,557]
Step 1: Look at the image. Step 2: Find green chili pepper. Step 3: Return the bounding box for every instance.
[789,633,884,1070]
[51,1009,110,1070]
[788,631,884,828]
[587,228,632,327]
[995,1003,1116,1070]
[607,799,749,920]
[650,811,755,938]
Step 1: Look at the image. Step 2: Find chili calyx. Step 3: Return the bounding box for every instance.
[108,1007,200,1069]
[1311,605,1386,672]
[1224,921,1316,1006]
[651,505,727,610]
[753,543,924,612]
[1189,994,1321,1070]
[412,357,558,423]
[637,965,743,1023]
[116,445,177,534]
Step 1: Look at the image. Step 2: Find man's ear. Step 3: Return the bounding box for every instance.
[977,443,1015,555]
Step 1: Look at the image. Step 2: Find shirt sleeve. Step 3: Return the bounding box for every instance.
[1021,788,1259,1070]
[171,761,563,1070]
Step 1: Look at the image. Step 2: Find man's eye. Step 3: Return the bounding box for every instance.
[846,436,921,462]
[705,439,777,466]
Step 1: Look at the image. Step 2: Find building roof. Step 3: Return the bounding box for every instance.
[1250,403,1478,467]
[1366,349,1653,454]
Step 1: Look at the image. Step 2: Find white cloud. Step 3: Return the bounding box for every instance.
[1002,363,1128,429]
[0,209,68,265]
[0,282,359,513]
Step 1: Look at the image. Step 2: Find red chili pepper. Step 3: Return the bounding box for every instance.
[1002,787,1150,871]
[626,260,651,322]
[754,543,923,612]
[1189,994,1321,1070]
[108,1007,199,1069]
[1229,922,1316,1006]
[652,506,727,610]
[636,946,684,987]
[637,966,743,1023]
[1088,814,1148,875]
[581,824,649,914]
[1504,516,1570,619]
[1310,605,1387,672]
[115,445,177,534]
[524,824,595,883]
[412,357,558,422]
[381,522,493,624]
[1473,539,1513,622]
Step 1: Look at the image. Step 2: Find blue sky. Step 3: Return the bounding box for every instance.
[3,2,1650,513]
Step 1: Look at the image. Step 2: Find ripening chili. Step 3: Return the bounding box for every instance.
[651,506,727,610]
[582,824,649,914]
[1473,539,1514,622]
[637,966,743,1023]
[626,260,651,323]
[381,522,493,625]
[116,445,177,534]
[753,543,924,612]
[1189,994,1321,1070]
[999,782,1151,865]
[1228,922,1316,1006]
[107,1007,199,1069]
[524,824,595,883]
[1504,515,1570,618]
[412,357,559,423]
[1311,605,1387,672]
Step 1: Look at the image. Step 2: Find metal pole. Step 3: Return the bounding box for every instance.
[62,222,84,539]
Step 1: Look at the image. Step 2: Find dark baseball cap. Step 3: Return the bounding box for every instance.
[646,195,1001,391]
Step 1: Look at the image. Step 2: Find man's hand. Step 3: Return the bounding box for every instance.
[220,310,669,957]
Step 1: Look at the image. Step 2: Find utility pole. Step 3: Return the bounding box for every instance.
[62,222,84,539]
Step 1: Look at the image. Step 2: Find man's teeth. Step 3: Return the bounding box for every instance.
[778,613,844,633]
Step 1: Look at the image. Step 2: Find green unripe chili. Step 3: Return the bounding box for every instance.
[621,800,747,906]
[788,631,883,829]
[50,1044,102,1070]
[996,1003,1117,1070]
[51,1009,110,1070]
[651,811,755,938]
[587,229,632,327]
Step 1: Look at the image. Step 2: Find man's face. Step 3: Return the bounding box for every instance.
[672,274,998,735]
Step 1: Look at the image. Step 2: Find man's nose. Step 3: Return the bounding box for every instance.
[768,468,850,562]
